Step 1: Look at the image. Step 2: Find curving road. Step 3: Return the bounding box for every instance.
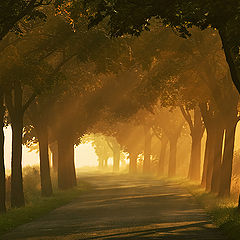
[3,174,227,240]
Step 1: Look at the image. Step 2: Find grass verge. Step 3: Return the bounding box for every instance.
[183,181,240,240]
[0,180,92,237]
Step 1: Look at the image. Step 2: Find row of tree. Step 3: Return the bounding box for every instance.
[0,1,240,214]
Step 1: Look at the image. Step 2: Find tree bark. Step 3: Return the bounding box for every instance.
[49,142,58,172]
[210,126,224,193]
[158,136,168,176]
[11,119,25,207]
[143,125,151,174]
[58,135,76,190]
[218,120,237,198]
[38,125,53,197]
[219,29,240,94]
[186,107,204,181]
[168,136,177,177]
[188,133,202,181]
[0,92,6,213]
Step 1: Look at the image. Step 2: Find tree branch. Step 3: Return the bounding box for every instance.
[180,105,193,132]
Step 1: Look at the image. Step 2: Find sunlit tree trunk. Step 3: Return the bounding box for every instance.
[143,125,151,174]
[49,142,58,172]
[0,91,6,213]
[218,120,237,197]
[210,126,224,193]
[38,124,53,197]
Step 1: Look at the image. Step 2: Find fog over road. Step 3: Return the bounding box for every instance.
[3,174,227,240]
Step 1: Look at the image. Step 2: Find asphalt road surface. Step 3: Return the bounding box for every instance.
[3,174,227,240]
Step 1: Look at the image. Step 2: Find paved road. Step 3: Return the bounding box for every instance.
[3,174,227,240]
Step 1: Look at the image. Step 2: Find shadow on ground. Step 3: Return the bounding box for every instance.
[2,174,227,240]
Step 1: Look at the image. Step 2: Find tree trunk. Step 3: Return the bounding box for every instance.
[201,130,210,187]
[219,29,240,94]
[168,136,177,177]
[158,136,168,176]
[205,127,220,192]
[98,157,104,169]
[49,142,58,172]
[0,92,6,213]
[11,119,25,207]
[143,125,151,174]
[188,133,202,181]
[210,126,224,193]
[58,135,76,190]
[104,158,108,168]
[113,143,120,172]
[129,152,138,174]
[218,120,237,198]
[38,125,53,197]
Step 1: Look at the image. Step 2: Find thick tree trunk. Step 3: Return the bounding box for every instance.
[49,142,58,172]
[129,152,138,174]
[168,136,177,177]
[38,125,53,197]
[205,127,220,192]
[113,143,120,172]
[11,119,25,207]
[219,29,240,94]
[210,126,224,193]
[188,133,202,181]
[58,135,76,190]
[0,92,6,213]
[218,121,237,198]
[158,136,168,176]
[143,125,151,174]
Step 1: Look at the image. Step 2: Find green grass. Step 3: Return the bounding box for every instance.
[0,180,92,236]
[183,181,240,240]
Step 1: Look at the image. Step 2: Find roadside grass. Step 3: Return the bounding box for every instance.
[183,181,240,240]
[0,167,92,236]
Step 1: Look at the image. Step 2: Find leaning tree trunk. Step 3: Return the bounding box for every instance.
[218,120,237,198]
[58,135,76,190]
[158,136,168,176]
[11,118,25,207]
[0,92,6,213]
[38,124,53,197]
[129,152,138,174]
[143,125,152,174]
[168,136,178,177]
[210,126,224,193]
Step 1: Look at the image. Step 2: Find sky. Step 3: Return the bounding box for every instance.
[4,126,98,171]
